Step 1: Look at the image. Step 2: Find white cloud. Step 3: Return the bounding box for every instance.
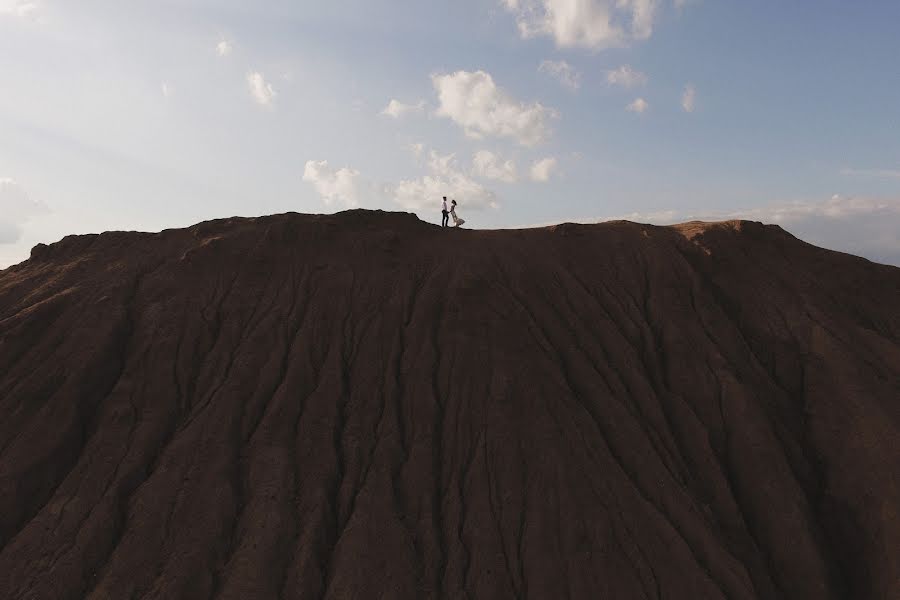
[302,160,361,207]
[387,172,498,212]
[386,146,500,211]
[216,39,233,57]
[161,82,174,99]
[530,157,558,182]
[0,0,39,18]
[381,99,426,118]
[432,70,557,146]
[501,0,662,50]
[247,72,276,107]
[682,84,696,112]
[426,150,459,178]
[303,144,509,215]
[538,60,581,91]
[0,178,47,244]
[605,65,648,88]
[473,150,518,183]
[626,97,649,113]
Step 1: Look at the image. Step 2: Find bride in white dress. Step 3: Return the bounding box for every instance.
[450,199,465,228]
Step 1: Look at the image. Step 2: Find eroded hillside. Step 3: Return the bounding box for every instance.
[0,211,897,599]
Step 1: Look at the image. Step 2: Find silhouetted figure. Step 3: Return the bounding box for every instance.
[441,196,449,228]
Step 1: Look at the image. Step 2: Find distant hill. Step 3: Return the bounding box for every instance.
[0,210,897,599]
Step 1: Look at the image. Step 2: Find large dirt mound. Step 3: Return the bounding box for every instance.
[0,211,898,599]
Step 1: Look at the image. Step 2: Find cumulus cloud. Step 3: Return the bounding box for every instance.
[0,0,40,18]
[538,60,581,91]
[530,157,558,182]
[387,173,498,212]
[605,65,648,88]
[247,72,276,107]
[381,99,426,118]
[388,176,498,212]
[501,0,662,50]
[216,39,233,57]
[682,84,696,112]
[426,150,459,178]
[626,97,649,113]
[0,178,47,244]
[303,148,501,214]
[432,70,557,146]
[473,150,518,183]
[303,161,361,207]
[386,147,500,211]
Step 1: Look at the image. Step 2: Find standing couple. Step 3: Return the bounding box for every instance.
[441,196,466,228]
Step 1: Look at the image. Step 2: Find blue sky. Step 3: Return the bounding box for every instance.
[2,0,899,267]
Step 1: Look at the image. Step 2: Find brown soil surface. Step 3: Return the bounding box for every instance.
[0,211,898,599]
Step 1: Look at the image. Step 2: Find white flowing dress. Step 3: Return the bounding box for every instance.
[450,206,465,227]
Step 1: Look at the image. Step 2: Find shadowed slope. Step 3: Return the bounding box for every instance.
[0,211,897,599]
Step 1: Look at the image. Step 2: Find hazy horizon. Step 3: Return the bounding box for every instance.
[2,1,899,268]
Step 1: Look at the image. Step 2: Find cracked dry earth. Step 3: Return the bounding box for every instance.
[0,210,898,600]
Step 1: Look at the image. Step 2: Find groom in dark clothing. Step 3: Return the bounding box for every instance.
[441,196,449,228]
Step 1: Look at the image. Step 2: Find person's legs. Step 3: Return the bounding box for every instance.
[442,211,449,227]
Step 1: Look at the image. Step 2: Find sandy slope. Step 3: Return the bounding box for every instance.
[0,210,897,599]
